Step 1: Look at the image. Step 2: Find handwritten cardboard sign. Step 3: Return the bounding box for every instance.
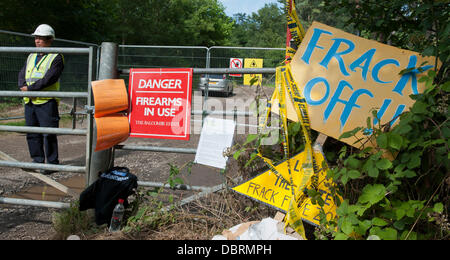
[274,22,440,148]
[232,150,338,226]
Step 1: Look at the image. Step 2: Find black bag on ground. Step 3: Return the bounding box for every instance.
[79,166,138,226]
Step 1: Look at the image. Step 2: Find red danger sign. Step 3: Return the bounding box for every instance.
[128,68,192,140]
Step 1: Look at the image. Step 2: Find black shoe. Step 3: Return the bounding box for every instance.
[21,168,37,173]
[39,169,57,175]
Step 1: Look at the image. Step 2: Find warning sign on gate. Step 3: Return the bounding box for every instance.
[229,58,243,77]
[243,58,263,85]
[128,68,192,140]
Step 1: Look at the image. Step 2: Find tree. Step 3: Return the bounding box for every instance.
[294,0,355,33]
[229,3,286,48]
[227,0,355,48]
[322,0,449,79]
[0,0,233,46]
[0,0,104,43]
[315,0,449,240]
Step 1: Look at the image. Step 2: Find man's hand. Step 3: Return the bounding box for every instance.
[20,86,28,91]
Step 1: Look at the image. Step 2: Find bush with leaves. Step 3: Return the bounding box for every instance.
[312,69,449,240]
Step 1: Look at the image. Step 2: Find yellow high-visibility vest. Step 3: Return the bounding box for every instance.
[24,53,61,105]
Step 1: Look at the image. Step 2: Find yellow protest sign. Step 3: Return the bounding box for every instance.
[232,150,338,226]
[272,21,441,149]
[243,58,263,85]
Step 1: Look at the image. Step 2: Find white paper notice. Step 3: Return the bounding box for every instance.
[194,116,236,169]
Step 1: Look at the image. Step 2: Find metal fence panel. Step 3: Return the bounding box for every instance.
[1,31,285,96]
[118,45,209,90]
[208,46,285,68]
[0,30,98,96]
[208,46,284,85]
[0,46,94,205]
[117,45,283,91]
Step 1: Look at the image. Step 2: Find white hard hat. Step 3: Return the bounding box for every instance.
[32,24,55,38]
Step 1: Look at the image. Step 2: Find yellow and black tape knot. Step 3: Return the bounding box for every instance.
[294,97,306,103]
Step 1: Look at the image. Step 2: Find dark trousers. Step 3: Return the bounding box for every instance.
[24,99,60,164]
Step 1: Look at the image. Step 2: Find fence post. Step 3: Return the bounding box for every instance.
[87,42,118,186]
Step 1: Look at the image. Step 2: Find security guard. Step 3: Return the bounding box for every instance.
[18,24,64,174]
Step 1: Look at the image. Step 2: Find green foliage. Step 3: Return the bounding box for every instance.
[231,63,448,240]
[320,69,449,240]
[294,0,355,33]
[122,187,177,233]
[123,161,193,233]
[182,0,234,46]
[52,201,95,239]
[228,0,358,48]
[229,3,286,48]
[167,161,193,189]
[0,0,233,46]
[0,98,22,112]
[322,0,450,79]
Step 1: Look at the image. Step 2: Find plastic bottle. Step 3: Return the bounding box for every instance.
[109,199,124,232]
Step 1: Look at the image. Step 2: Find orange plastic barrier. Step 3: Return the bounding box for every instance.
[91,79,128,118]
[91,79,130,151]
[94,114,130,151]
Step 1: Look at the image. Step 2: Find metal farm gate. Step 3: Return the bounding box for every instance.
[0,46,95,208]
[0,34,281,211]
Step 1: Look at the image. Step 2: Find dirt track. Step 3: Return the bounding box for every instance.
[0,84,274,240]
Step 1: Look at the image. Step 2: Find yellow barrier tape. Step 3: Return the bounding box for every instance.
[285,0,305,62]
[279,65,308,238]
[258,87,276,134]
[282,65,320,192]
[233,0,338,239]
[256,64,328,238]
[286,0,305,45]
[253,66,307,237]
[256,85,290,185]
[285,46,297,62]
[232,149,339,226]
[276,66,296,200]
[232,63,342,238]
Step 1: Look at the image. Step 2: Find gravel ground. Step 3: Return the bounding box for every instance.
[0,84,274,240]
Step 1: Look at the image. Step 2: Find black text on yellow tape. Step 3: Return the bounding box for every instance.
[232,150,338,226]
